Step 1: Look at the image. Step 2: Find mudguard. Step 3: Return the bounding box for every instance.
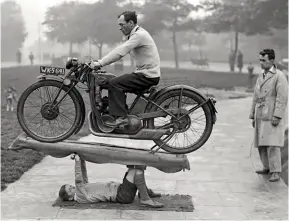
[145,85,217,123]
[37,74,65,82]
[36,75,86,134]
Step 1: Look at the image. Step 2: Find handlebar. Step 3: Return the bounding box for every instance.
[83,61,104,72]
[64,62,106,79]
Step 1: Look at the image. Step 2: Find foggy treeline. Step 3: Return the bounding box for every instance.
[1,0,288,67]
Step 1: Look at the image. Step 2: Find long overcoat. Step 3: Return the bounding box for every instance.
[249,66,288,147]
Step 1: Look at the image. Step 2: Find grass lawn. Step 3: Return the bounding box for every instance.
[1,105,45,191]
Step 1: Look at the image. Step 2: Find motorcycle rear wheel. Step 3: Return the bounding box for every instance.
[146,89,214,154]
[17,80,82,143]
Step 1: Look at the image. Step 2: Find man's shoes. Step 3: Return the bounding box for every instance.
[104,117,129,127]
[255,169,270,174]
[140,199,164,208]
[269,172,280,182]
[138,188,161,198]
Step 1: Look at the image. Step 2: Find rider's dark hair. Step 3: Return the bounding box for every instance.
[59,184,70,201]
[259,49,275,60]
[118,11,137,24]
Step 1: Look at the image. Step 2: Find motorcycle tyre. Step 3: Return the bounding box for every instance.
[146,89,213,154]
[17,80,82,143]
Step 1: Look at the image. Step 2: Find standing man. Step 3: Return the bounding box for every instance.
[237,50,243,73]
[90,11,161,127]
[16,49,22,64]
[247,62,255,89]
[29,52,35,65]
[249,49,288,182]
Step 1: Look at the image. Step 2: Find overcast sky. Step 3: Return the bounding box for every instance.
[1,0,203,48]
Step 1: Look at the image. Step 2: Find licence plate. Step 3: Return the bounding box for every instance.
[40,66,65,75]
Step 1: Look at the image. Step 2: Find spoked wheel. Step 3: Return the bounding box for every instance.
[17,80,82,142]
[146,89,214,154]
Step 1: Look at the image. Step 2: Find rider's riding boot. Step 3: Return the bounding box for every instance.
[134,172,164,208]
[105,116,129,127]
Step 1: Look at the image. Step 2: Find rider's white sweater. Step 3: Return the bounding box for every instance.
[74,159,120,203]
[98,25,161,79]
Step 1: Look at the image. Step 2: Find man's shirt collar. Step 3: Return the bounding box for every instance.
[127,25,140,40]
[262,64,276,74]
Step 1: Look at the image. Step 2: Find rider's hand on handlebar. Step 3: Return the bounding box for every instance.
[89,60,102,70]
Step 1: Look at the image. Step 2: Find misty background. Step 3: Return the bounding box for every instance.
[1,0,288,71]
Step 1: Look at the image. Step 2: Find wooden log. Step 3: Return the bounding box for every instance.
[9,134,190,173]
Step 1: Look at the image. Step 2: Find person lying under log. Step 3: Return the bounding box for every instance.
[58,154,164,208]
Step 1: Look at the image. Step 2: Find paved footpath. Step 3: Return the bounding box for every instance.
[1,97,288,220]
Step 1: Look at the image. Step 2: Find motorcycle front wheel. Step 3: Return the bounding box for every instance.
[17,80,82,143]
[146,89,214,154]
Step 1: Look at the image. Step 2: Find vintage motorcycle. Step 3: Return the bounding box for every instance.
[17,57,217,154]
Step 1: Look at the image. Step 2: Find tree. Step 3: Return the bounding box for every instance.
[201,0,288,70]
[139,2,166,36]
[43,1,88,56]
[270,29,288,51]
[82,0,123,58]
[141,0,202,68]
[182,31,207,58]
[1,0,27,61]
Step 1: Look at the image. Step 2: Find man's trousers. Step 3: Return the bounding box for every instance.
[258,146,282,173]
[108,72,159,117]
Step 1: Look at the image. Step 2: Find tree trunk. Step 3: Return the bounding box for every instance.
[69,41,73,56]
[230,28,239,72]
[234,29,239,55]
[88,39,91,58]
[97,42,103,59]
[172,30,179,69]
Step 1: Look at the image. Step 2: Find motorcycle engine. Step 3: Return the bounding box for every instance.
[114,115,142,134]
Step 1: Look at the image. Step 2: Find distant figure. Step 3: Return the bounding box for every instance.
[16,49,22,64]
[247,62,254,75]
[29,52,35,65]
[237,50,244,73]
[4,86,17,112]
[247,62,255,89]
[229,50,235,72]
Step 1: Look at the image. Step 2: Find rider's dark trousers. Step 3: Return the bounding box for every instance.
[108,72,159,117]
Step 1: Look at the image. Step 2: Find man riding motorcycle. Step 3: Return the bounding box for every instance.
[90,11,161,127]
